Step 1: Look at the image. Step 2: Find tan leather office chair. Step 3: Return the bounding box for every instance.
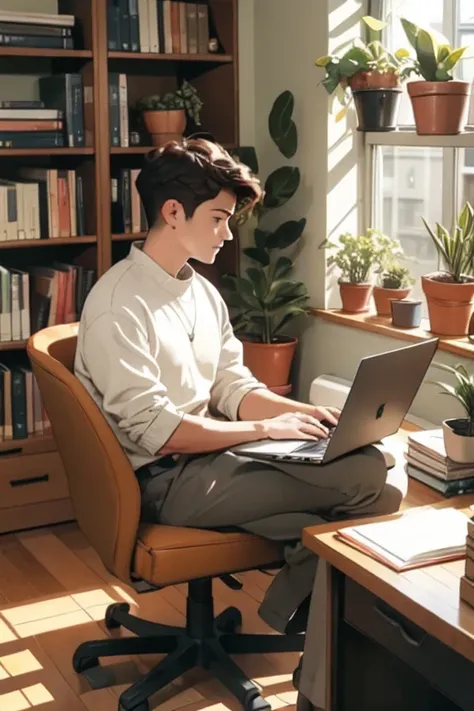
[27,323,304,711]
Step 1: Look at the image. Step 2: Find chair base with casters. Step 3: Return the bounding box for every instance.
[72,576,304,711]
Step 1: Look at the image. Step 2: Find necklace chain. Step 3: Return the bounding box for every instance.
[169,283,197,342]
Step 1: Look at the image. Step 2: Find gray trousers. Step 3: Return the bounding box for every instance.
[139,445,407,642]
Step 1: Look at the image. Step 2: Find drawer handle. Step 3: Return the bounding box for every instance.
[0,447,23,457]
[10,474,49,488]
[375,601,426,647]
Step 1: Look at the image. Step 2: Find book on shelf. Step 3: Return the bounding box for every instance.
[0,264,96,343]
[107,0,210,55]
[0,168,86,241]
[336,506,470,572]
[38,74,85,148]
[0,355,50,441]
[111,168,147,233]
[0,10,76,50]
[108,73,128,147]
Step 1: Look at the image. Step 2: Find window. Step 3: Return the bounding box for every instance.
[368,1,474,314]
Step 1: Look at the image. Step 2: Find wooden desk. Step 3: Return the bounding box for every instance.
[303,496,474,711]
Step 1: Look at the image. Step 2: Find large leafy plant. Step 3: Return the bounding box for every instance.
[422,201,474,283]
[223,91,309,344]
[315,15,410,120]
[400,18,470,81]
[431,363,474,437]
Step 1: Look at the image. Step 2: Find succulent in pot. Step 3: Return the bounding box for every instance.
[373,263,415,316]
[431,363,474,463]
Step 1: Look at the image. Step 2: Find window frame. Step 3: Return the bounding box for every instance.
[365,0,473,237]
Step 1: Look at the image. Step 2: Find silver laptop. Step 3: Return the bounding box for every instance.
[233,338,438,465]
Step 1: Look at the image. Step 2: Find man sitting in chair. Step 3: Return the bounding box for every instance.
[74,138,407,704]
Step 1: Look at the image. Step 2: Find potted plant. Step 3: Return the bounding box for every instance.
[373,263,414,316]
[315,15,410,130]
[400,18,472,135]
[135,79,203,147]
[320,229,399,313]
[421,201,474,336]
[431,363,474,463]
[222,91,310,389]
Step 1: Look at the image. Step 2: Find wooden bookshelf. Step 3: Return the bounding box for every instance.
[0,0,240,533]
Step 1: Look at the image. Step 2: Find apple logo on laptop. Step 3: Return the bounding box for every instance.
[376,403,385,420]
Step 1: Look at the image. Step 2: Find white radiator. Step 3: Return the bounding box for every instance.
[309,374,434,430]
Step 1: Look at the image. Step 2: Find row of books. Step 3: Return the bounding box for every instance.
[0,74,87,149]
[0,359,50,441]
[111,168,148,234]
[405,429,474,497]
[0,168,86,242]
[0,264,96,343]
[108,0,211,55]
[0,9,75,51]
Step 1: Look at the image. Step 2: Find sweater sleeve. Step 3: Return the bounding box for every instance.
[81,311,184,455]
[209,305,267,421]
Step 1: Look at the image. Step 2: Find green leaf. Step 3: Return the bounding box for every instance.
[444,46,468,70]
[263,167,300,209]
[400,18,419,51]
[246,267,266,299]
[268,90,297,159]
[254,228,270,250]
[265,218,306,250]
[315,55,331,67]
[243,246,270,266]
[273,256,293,279]
[221,274,238,292]
[322,63,342,94]
[362,15,387,32]
[416,28,438,81]
[233,146,259,174]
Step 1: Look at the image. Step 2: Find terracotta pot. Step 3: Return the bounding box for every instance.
[443,419,474,463]
[421,274,474,336]
[373,286,411,316]
[142,109,186,147]
[407,80,471,135]
[241,337,297,388]
[339,283,373,313]
[348,71,401,91]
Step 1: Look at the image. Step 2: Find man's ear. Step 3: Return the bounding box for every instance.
[161,199,186,228]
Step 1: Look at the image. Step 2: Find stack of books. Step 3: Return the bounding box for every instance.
[460,518,474,609]
[0,9,75,50]
[406,429,474,497]
[107,0,210,55]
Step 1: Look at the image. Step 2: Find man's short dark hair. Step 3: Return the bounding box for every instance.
[135,138,262,228]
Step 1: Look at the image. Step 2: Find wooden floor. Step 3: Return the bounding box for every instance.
[0,476,440,711]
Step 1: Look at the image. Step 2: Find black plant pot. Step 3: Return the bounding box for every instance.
[352,88,402,132]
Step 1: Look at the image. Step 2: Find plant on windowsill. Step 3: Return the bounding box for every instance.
[399,18,472,135]
[315,15,410,131]
[431,363,474,463]
[319,229,402,314]
[421,201,474,336]
[373,263,415,316]
[135,79,203,147]
[222,90,310,389]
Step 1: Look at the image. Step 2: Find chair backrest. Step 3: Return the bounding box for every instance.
[27,323,141,584]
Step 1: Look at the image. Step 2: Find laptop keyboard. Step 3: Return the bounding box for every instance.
[294,428,335,457]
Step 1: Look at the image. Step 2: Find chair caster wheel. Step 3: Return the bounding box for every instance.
[244,696,271,711]
[105,602,130,630]
[216,606,242,633]
[119,700,149,711]
[72,650,99,674]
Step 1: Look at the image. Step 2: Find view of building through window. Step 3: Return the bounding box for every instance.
[373,1,474,310]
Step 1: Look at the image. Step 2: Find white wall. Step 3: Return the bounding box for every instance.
[240,0,471,426]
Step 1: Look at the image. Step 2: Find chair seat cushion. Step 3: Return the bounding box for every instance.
[133,523,284,587]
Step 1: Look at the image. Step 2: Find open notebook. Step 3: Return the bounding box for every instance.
[336,507,470,572]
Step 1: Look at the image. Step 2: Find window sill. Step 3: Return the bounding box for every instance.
[311,308,474,361]
[365,128,474,148]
